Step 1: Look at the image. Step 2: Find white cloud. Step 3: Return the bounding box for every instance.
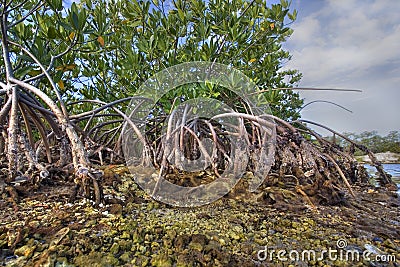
[289,16,321,45]
[284,0,400,134]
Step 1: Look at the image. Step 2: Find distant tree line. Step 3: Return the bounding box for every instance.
[325,131,400,155]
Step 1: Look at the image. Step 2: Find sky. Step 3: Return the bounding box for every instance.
[282,0,400,135]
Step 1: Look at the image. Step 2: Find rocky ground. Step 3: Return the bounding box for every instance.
[0,166,399,267]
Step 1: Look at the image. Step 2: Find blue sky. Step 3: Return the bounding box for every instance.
[282,0,400,135]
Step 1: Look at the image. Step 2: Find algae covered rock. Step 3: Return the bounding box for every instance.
[74,251,119,266]
[150,253,173,267]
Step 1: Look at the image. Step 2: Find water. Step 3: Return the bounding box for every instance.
[364,164,400,193]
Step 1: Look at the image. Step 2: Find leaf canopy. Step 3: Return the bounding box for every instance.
[0,0,303,120]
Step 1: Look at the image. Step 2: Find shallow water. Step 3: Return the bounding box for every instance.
[365,163,400,194]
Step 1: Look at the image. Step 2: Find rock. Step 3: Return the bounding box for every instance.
[175,234,190,250]
[188,241,203,251]
[372,237,383,243]
[120,231,131,239]
[0,249,13,259]
[74,251,119,266]
[150,253,172,267]
[28,221,40,228]
[364,244,383,255]
[120,252,131,263]
[176,254,194,267]
[14,239,37,259]
[131,255,149,267]
[109,204,123,215]
[118,239,132,251]
[382,239,396,250]
[110,243,120,254]
[344,244,363,254]
[191,234,207,246]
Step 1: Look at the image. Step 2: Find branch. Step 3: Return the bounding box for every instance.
[77,99,151,157]
[295,119,393,185]
[300,100,353,113]
[8,1,44,28]
[0,96,11,122]
[6,0,29,13]
[24,33,78,83]
[9,77,89,167]
[7,85,18,179]
[22,103,53,163]
[324,153,356,198]
[1,8,14,80]
[212,112,276,131]
[68,97,134,120]
[8,40,69,118]
[249,87,363,95]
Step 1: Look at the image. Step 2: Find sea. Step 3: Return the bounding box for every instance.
[364,163,400,194]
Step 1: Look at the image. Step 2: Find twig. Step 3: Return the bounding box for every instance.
[324,153,356,198]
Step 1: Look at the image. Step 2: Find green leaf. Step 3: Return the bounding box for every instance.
[177,8,185,21]
[72,12,79,30]
[78,8,87,30]
[54,0,63,11]
[288,10,297,21]
[129,20,141,28]
[47,26,57,39]
[137,39,149,53]
[28,69,42,76]
[58,20,73,31]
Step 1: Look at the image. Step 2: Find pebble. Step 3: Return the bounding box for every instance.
[372,237,383,243]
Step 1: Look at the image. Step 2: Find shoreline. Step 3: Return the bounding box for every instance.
[355,152,400,164]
